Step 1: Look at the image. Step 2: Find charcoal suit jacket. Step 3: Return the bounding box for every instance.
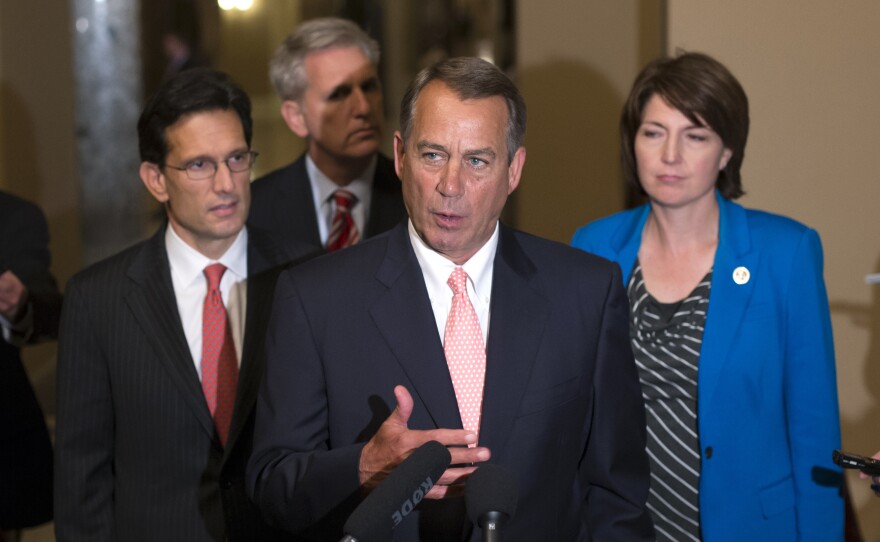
[247,152,406,250]
[248,222,654,541]
[55,225,312,541]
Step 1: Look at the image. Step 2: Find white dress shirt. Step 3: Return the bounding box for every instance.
[408,219,497,345]
[306,154,377,245]
[165,225,248,379]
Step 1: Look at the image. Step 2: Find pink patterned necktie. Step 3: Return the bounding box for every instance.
[443,267,486,441]
[201,263,238,447]
[325,190,360,251]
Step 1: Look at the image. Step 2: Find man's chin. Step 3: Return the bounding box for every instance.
[348,133,381,151]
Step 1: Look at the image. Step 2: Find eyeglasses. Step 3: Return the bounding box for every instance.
[163,150,259,180]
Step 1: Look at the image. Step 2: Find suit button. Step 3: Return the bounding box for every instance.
[705,446,713,459]
[221,480,233,489]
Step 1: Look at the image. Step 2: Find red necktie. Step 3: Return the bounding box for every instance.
[443,267,486,441]
[325,190,360,251]
[201,263,238,447]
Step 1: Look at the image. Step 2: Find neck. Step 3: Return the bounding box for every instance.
[309,147,374,187]
[645,197,719,253]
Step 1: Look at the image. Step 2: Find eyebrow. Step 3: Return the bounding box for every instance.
[178,147,249,163]
[464,147,496,159]
[642,119,708,130]
[415,141,497,158]
[416,141,447,153]
[326,75,379,97]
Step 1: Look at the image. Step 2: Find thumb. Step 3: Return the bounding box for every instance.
[389,385,414,427]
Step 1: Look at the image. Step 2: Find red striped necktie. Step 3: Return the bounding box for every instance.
[325,189,360,251]
[201,263,238,447]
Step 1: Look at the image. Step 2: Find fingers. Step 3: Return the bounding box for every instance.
[425,466,479,499]
[360,385,493,495]
[391,385,414,427]
[448,445,490,465]
[437,465,479,486]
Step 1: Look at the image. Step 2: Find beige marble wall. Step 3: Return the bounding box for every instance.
[667,2,880,536]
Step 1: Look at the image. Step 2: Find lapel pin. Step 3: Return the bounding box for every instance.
[732,266,750,285]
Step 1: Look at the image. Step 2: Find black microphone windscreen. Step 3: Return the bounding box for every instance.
[465,463,518,523]
[343,440,451,542]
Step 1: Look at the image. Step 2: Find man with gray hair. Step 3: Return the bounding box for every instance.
[248,17,405,253]
[248,57,653,541]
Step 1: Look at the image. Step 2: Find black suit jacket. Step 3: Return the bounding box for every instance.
[54,225,312,542]
[248,223,654,541]
[247,153,406,250]
[0,191,60,529]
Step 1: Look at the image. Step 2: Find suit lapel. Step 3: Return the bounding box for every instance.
[124,228,216,440]
[368,224,551,460]
[478,227,549,457]
[280,156,322,247]
[225,233,281,453]
[369,225,463,430]
[610,204,651,284]
[698,196,759,416]
[366,154,405,238]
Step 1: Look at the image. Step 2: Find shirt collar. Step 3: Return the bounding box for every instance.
[408,219,498,303]
[306,153,377,206]
[165,224,249,288]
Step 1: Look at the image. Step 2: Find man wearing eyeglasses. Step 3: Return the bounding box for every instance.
[54,68,309,542]
[248,17,406,253]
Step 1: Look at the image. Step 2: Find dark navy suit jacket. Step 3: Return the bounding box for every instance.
[248,222,654,541]
[248,152,406,250]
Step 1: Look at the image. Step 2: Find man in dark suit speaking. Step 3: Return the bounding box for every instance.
[247,57,654,540]
[248,17,406,253]
[54,69,309,541]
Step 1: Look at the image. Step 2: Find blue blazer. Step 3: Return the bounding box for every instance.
[571,192,843,541]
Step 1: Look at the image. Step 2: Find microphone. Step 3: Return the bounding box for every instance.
[340,440,452,542]
[465,463,518,542]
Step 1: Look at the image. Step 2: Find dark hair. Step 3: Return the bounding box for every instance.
[270,17,380,101]
[620,52,749,199]
[399,57,526,163]
[138,68,252,164]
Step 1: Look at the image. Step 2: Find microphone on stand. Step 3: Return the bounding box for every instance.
[340,440,451,542]
[465,463,518,542]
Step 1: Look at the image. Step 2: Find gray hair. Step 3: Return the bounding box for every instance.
[269,17,380,101]
[399,57,526,163]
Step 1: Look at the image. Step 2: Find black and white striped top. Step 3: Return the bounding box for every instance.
[628,260,711,542]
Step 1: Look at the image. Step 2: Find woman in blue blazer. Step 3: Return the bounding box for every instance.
[572,53,842,541]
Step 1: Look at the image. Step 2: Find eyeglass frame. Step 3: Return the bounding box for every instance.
[161,150,259,180]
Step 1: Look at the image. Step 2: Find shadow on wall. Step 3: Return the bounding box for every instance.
[828,253,880,536]
[0,80,82,286]
[0,81,41,201]
[515,59,625,243]
[0,81,65,423]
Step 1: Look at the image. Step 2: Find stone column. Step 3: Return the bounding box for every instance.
[70,0,147,265]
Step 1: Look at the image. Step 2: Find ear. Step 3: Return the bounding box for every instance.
[719,147,733,171]
[280,100,310,139]
[140,162,170,203]
[392,131,406,181]
[506,146,527,194]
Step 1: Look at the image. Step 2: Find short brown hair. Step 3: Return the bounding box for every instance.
[620,52,749,199]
